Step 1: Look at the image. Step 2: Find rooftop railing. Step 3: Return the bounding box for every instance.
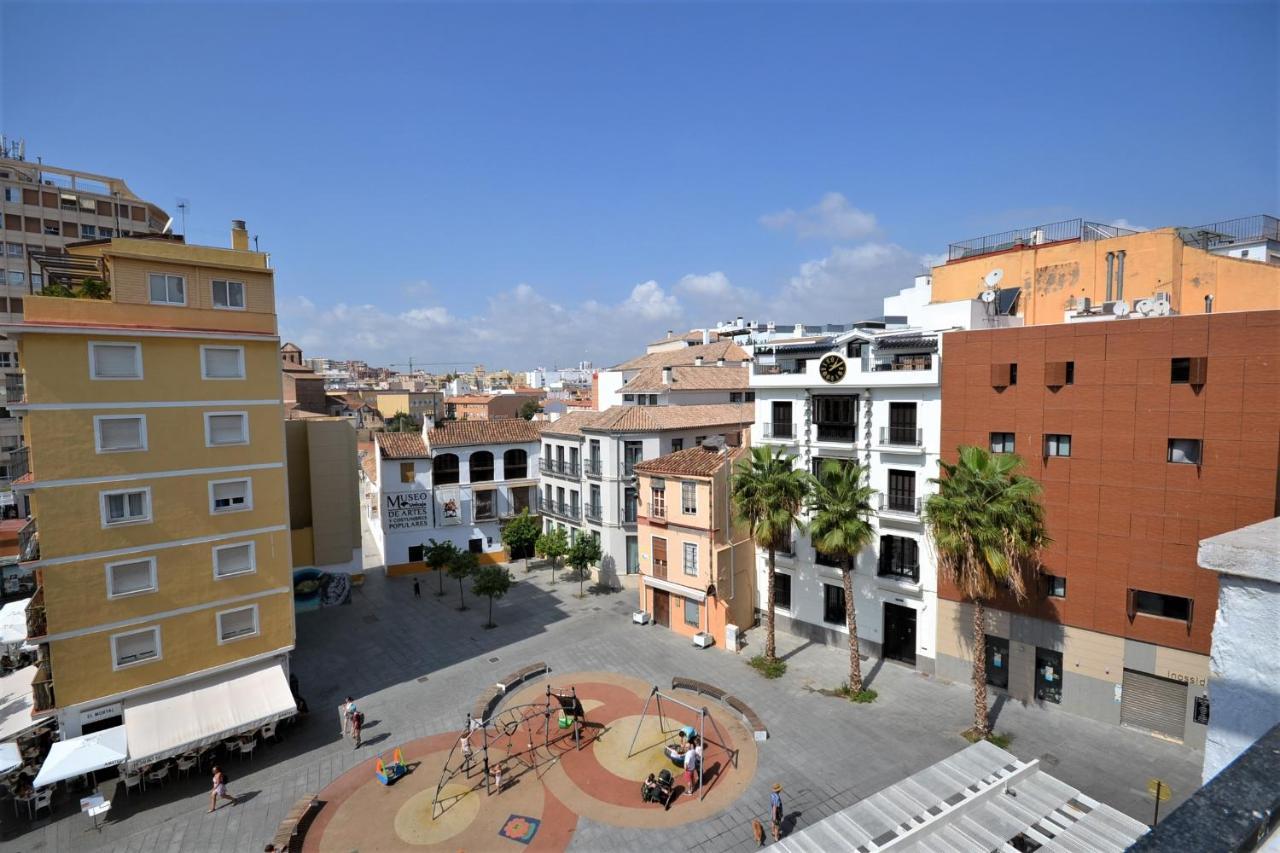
[1179,214,1280,250]
[947,219,1138,262]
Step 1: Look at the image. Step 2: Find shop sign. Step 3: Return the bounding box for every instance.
[1194,695,1210,725]
[385,491,432,530]
[80,702,122,725]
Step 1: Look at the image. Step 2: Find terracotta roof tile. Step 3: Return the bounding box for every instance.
[540,410,614,437]
[375,432,429,459]
[621,365,749,392]
[634,443,744,477]
[613,340,748,370]
[427,419,543,448]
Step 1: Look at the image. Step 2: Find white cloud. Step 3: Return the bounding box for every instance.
[760,192,879,241]
[1109,218,1148,232]
[772,242,930,322]
[675,271,734,299]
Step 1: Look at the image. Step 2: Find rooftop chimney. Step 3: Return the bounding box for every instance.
[231,219,250,251]
[694,356,704,366]
[717,357,725,367]
[702,329,710,345]
[662,367,673,385]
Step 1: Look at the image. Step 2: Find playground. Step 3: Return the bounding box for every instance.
[301,670,759,851]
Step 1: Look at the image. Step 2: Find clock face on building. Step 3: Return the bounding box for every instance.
[819,354,847,383]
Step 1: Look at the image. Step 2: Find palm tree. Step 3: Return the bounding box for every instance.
[732,445,811,661]
[924,445,1049,738]
[808,459,876,695]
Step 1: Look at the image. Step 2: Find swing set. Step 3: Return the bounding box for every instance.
[625,686,738,802]
[430,685,588,819]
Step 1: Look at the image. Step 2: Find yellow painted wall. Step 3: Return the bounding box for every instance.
[19,334,283,407]
[930,229,1280,324]
[23,295,276,336]
[40,528,293,635]
[48,591,293,707]
[105,255,275,314]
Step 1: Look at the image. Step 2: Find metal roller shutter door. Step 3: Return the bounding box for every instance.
[1120,669,1187,741]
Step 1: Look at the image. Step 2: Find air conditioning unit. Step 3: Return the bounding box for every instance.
[632,610,651,625]
[692,632,715,649]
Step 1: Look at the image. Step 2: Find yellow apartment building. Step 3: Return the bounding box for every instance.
[634,440,755,649]
[6,221,298,747]
[930,215,1279,324]
[373,390,443,426]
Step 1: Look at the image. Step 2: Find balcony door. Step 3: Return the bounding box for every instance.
[888,402,917,444]
[887,469,916,512]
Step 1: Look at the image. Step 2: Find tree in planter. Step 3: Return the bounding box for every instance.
[425,539,458,597]
[79,276,111,300]
[808,459,877,697]
[472,565,513,628]
[518,399,540,421]
[386,412,417,432]
[535,527,569,585]
[732,445,810,662]
[565,535,602,598]
[447,550,479,610]
[502,510,542,571]
[924,446,1048,738]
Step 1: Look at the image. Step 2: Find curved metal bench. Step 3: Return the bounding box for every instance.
[671,677,768,741]
[271,793,320,852]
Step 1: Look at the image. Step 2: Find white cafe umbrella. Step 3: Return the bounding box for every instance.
[33,726,128,788]
[0,599,30,646]
[0,742,20,775]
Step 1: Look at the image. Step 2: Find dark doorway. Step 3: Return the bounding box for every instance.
[883,603,916,665]
[82,715,123,736]
[652,589,670,627]
[468,538,483,554]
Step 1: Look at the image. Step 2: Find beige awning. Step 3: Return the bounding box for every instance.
[643,575,707,603]
[0,665,52,742]
[123,659,295,769]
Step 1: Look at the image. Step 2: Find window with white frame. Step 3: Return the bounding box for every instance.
[148,273,186,305]
[89,342,142,379]
[105,557,157,598]
[211,280,245,310]
[205,412,248,446]
[683,541,698,576]
[111,626,161,668]
[101,488,150,526]
[209,478,252,513]
[213,541,255,578]
[217,605,259,642]
[95,415,147,453]
[681,481,697,514]
[201,346,245,379]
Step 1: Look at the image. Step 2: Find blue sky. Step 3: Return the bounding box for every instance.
[3,2,1276,370]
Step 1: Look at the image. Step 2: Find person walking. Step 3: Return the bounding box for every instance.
[413,577,421,598]
[351,708,363,749]
[770,783,784,841]
[208,766,236,813]
[343,696,357,736]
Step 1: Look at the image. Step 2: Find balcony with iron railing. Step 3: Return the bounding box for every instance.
[761,422,795,441]
[1179,214,1280,251]
[8,445,29,481]
[584,457,602,479]
[877,426,924,451]
[25,585,45,640]
[31,658,54,714]
[539,458,581,480]
[537,495,580,522]
[946,219,1138,262]
[815,422,857,443]
[652,556,668,580]
[878,493,922,518]
[584,502,603,523]
[18,517,37,562]
[4,373,23,405]
[871,354,933,372]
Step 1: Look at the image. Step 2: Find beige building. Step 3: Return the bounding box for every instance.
[445,392,540,421]
[373,391,443,426]
[0,144,167,489]
[285,418,361,574]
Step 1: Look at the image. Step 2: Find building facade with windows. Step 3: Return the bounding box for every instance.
[538,404,754,586]
[749,324,950,672]
[936,309,1280,748]
[366,419,541,574]
[634,442,754,648]
[0,147,168,489]
[4,222,297,742]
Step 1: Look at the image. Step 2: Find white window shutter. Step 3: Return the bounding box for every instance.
[93,345,139,378]
[208,414,247,444]
[204,348,243,378]
[99,417,143,450]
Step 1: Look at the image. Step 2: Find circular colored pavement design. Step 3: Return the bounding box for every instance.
[303,671,758,851]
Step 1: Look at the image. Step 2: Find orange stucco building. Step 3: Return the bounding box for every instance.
[634,442,755,649]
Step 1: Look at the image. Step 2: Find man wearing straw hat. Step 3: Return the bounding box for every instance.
[769,782,785,841]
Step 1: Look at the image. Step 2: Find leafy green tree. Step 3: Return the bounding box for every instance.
[566,535,603,597]
[924,446,1049,737]
[535,527,569,585]
[501,510,542,571]
[808,459,877,695]
[425,539,459,597]
[732,445,810,662]
[472,565,514,628]
[447,550,479,610]
[386,413,417,432]
[518,399,540,420]
[80,277,111,300]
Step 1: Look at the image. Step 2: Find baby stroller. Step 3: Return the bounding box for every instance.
[654,769,675,808]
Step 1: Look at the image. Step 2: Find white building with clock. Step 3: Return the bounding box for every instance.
[747,274,1020,674]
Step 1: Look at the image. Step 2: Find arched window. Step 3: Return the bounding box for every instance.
[470,450,494,483]
[503,448,528,480]
[434,453,460,485]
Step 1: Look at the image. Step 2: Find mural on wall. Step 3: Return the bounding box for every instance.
[293,567,352,611]
[439,489,461,526]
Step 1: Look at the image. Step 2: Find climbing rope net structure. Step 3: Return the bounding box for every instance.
[430,685,588,819]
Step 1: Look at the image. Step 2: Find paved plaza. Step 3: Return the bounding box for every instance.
[1,557,1202,852]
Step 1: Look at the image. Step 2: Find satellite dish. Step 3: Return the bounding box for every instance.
[981,289,997,303]
[161,217,174,235]
[1134,298,1154,316]
[984,269,1005,288]
[1113,300,1131,317]
[1154,299,1172,316]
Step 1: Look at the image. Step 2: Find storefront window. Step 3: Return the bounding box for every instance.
[773,572,792,610]
[985,635,1010,690]
[1035,647,1063,704]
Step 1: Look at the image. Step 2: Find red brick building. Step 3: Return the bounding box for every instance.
[936,310,1279,748]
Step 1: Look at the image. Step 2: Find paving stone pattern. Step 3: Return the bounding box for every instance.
[0,553,1201,852]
